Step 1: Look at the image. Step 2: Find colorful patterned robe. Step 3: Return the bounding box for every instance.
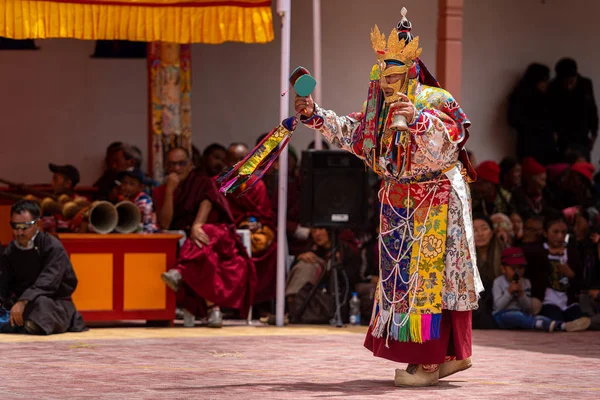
[302,76,483,344]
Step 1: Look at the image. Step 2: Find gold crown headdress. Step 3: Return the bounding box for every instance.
[370,7,422,72]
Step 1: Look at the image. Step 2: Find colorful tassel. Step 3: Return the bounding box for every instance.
[398,313,409,342]
[430,313,442,340]
[421,313,432,342]
[409,313,422,344]
[217,116,298,195]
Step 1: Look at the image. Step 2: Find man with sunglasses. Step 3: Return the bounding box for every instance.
[0,200,86,335]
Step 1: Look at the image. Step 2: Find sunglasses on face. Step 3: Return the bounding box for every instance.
[10,219,39,230]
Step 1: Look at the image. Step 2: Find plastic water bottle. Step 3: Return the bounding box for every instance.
[349,292,361,326]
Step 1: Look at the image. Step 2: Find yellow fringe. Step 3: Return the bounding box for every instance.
[409,313,422,344]
[0,0,274,44]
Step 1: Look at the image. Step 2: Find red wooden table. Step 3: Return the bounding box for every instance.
[59,233,180,325]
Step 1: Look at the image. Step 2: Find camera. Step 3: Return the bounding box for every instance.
[512,269,520,283]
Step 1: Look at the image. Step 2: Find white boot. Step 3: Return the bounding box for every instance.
[439,357,472,379]
[394,364,439,387]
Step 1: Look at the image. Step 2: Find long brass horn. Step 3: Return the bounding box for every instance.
[115,201,142,233]
[88,201,119,234]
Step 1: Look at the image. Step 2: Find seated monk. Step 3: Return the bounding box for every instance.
[224,143,277,308]
[154,147,256,328]
[0,200,86,335]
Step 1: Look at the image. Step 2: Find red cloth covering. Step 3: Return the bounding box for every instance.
[475,161,500,185]
[175,224,256,318]
[154,170,256,317]
[363,310,472,364]
[521,157,546,176]
[226,179,277,303]
[570,162,595,181]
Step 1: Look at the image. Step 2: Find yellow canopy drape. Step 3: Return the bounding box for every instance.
[0,0,274,44]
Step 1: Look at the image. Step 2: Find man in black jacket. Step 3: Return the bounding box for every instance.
[0,200,86,335]
[549,58,599,160]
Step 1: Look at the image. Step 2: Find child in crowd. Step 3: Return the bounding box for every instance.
[493,247,583,331]
[523,214,591,331]
[117,168,159,233]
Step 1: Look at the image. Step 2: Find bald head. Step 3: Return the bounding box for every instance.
[226,143,249,168]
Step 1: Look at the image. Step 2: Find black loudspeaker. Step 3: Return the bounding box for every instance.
[300,150,369,228]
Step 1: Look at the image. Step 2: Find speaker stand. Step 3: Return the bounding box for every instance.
[329,228,344,328]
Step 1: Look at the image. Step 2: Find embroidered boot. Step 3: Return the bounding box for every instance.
[438,356,472,379]
[394,364,439,387]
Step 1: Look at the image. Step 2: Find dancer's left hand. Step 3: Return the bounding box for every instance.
[389,93,416,125]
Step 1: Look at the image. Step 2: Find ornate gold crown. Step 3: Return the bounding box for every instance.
[370,25,422,68]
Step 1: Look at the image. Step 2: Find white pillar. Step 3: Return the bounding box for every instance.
[312,0,323,150]
[276,0,291,328]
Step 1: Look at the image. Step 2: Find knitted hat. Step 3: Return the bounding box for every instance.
[521,157,545,176]
[475,161,500,184]
[570,162,595,181]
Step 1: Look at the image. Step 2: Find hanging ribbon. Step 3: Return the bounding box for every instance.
[217,116,298,195]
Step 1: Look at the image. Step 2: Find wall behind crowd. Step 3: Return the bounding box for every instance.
[0,0,598,185]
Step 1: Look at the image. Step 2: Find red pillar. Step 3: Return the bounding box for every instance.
[436,0,464,102]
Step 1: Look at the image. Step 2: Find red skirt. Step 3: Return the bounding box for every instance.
[174,223,257,318]
[364,310,472,365]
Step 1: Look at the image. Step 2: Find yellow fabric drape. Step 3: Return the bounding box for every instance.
[0,0,274,43]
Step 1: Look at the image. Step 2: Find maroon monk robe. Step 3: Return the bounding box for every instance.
[226,178,277,304]
[154,170,256,318]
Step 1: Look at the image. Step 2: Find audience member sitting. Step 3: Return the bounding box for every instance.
[497,157,522,214]
[48,163,83,199]
[551,162,595,210]
[94,142,137,200]
[491,213,514,247]
[117,168,159,233]
[200,143,227,177]
[510,212,525,246]
[523,213,590,332]
[224,143,277,309]
[493,247,566,332]
[0,200,86,335]
[472,215,505,328]
[521,214,545,245]
[155,147,256,328]
[43,163,87,233]
[286,228,360,323]
[512,157,550,216]
[472,161,501,216]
